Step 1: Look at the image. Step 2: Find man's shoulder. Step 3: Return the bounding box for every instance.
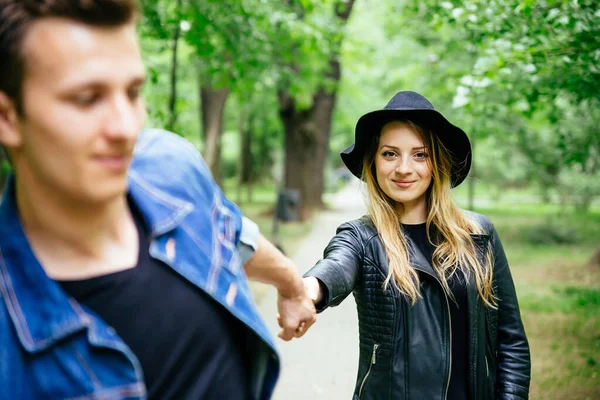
[128,128,218,208]
[130,129,213,184]
[134,129,208,170]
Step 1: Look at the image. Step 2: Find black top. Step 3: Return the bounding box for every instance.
[59,204,251,400]
[403,223,469,400]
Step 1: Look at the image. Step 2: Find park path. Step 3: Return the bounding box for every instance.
[257,178,367,400]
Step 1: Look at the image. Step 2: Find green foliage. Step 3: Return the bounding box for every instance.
[135,0,597,212]
[139,0,354,184]
[409,0,600,105]
[520,286,600,316]
[525,219,580,245]
[360,0,600,211]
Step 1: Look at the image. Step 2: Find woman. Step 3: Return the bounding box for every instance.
[303,91,531,400]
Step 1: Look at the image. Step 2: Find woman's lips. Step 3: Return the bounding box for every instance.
[393,180,416,188]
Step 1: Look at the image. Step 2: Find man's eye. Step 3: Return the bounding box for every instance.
[128,87,142,101]
[74,93,100,107]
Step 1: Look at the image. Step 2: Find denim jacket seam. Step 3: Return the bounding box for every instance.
[75,350,102,390]
[64,382,146,400]
[179,221,213,258]
[216,204,242,274]
[128,171,193,234]
[128,171,186,210]
[207,191,223,294]
[0,247,35,347]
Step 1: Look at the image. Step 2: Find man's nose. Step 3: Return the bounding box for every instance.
[103,95,142,140]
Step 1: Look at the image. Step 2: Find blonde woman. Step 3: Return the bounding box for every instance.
[303,91,531,400]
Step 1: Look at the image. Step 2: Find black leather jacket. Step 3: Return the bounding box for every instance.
[305,212,530,400]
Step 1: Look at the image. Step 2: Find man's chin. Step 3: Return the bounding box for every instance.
[84,181,129,205]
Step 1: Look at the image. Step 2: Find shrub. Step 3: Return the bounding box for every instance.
[525,219,580,245]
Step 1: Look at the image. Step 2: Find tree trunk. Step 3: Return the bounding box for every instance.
[238,110,253,204]
[166,2,182,132]
[575,195,593,214]
[240,112,253,185]
[279,94,328,220]
[200,85,229,187]
[588,248,600,267]
[279,0,355,221]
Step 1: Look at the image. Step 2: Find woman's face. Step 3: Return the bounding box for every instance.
[374,122,432,210]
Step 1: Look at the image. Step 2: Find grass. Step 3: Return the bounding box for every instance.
[483,206,600,399]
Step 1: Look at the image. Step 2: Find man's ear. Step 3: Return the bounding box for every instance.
[0,92,22,149]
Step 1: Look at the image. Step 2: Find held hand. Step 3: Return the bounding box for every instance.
[303,276,323,304]
[276,281,317,341]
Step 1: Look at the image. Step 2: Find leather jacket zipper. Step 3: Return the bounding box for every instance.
[444,294,452,400]
[359,343,379,398]
[408,260,454,400]
[411,264,453,400]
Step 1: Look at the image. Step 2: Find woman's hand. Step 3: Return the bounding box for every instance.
[303,276,323,304]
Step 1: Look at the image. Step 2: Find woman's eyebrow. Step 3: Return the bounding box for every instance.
[379,145,427,151]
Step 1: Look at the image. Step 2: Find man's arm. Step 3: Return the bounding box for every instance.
[243,233,316,341]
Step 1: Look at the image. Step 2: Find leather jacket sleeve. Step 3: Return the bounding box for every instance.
[491,223,531,399]
[304,221,363,313]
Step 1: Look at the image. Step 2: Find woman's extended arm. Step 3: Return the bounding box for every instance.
[303,221,364,312]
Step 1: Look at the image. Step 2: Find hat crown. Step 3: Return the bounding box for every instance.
[383,91,435,111]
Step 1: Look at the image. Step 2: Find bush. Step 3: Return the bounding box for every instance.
[525,219,580,245]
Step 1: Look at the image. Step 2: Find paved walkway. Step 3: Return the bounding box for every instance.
[257,179,368,400]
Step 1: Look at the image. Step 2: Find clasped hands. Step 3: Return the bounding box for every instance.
[276,276,323,341]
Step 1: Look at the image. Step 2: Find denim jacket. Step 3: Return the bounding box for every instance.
[0,129,279,400]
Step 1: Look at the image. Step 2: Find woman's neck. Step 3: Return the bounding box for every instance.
[396,198,427,224]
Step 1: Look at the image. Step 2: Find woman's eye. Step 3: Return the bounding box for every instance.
[414,152,429,159]
[383,151,397,158]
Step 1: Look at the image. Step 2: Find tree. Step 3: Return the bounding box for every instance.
[141,0,302,185]
[278,0,356,220]
[394,0,599,210]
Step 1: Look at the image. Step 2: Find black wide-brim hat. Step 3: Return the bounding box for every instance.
[341,91,472,187]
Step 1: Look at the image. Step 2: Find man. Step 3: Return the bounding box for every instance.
[0,1,315,399]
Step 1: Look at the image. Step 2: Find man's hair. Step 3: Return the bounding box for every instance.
[0,0,140,112]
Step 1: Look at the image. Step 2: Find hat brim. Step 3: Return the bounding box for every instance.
[341,108,472,188]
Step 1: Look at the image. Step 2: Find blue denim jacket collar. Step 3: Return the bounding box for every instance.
[0,169,193,354]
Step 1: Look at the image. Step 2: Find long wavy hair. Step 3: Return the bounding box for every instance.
[362,120,496,308]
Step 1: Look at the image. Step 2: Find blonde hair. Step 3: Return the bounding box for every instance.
[362,120,496,308]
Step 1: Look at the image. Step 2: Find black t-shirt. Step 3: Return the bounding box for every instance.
[59,204,251,400]
[403,223,469,400]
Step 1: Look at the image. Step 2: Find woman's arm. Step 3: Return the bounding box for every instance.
[491,224,531,399]
[303,221,364,312]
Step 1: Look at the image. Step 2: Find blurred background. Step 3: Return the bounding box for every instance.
[0,0,598,398]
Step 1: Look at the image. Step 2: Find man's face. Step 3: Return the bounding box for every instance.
[4,18,146,204]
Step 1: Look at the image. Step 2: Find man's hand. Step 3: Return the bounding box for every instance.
[276,280,317,341]
[242,234,316,341]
